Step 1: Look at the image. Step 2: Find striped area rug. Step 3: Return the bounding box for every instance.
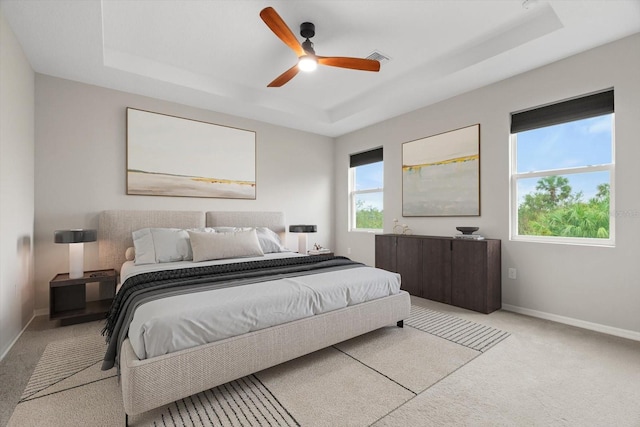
[20,334,107,402]
[406,305,510,352]
[16,305,510,426]
[145,375,299,427]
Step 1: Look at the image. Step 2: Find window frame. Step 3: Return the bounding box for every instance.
[510,113,615,247]
[349,150,384,233]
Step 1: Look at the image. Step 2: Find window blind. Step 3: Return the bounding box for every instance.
[511,89,614,134]
[350,147,383,168]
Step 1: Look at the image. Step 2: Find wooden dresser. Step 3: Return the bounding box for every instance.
[375,234,501,314]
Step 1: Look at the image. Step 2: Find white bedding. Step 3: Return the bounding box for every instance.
[121,254,402,360]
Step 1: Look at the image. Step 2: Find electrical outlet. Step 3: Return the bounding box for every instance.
[508,268,517,279]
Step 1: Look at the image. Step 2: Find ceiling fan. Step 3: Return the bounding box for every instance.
[259,7,381,87]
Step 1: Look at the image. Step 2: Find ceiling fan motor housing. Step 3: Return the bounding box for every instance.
[300,22,315,39]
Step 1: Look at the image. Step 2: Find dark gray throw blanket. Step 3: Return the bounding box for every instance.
[101,255,362,371]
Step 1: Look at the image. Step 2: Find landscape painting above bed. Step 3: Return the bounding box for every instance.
[126,108,256,199]
[402,124,480,216]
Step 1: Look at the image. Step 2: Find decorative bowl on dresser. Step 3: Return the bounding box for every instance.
[455,226,480,235]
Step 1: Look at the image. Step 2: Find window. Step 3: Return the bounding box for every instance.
[510,89,614,245]
[349,148,383,231]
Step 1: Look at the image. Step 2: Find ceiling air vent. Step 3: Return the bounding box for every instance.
[366,51,391,66]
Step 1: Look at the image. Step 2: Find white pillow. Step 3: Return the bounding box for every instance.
[210,227,245,233]
[255,227,288,253]
[188,229,264,262]
[210,227,286,253]
[132,228,193,265]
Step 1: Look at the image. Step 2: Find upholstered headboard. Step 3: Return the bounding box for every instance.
[97,210,286,271]
[205,211,286,241]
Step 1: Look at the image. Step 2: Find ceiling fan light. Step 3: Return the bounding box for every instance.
[298,55,318,72]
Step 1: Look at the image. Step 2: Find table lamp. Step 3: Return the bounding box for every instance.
[289,225,317,254]
[54,229,97,279]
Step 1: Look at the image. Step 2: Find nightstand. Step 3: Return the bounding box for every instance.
[49,269,118,326]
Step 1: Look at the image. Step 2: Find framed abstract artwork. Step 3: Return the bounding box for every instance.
[402,124,480,216]
[126,108,256,199]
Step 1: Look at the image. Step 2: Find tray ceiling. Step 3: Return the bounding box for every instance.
[1,0,639,137]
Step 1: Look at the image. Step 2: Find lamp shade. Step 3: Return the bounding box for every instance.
[54,229,97,244]
[289,225,317,233]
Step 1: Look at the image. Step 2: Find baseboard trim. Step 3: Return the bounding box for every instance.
[0,312,36,362]
[34,308,49,316]
[502,304,640,342]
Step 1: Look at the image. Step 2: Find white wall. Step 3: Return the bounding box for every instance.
[0,11,35,359]
[335,34,640,336]
[34,75,334,311]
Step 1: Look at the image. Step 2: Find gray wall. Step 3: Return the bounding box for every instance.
[335,33,640,338]
[34,75,335,311]
[0,11,35,359]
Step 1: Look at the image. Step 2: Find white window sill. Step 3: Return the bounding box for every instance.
[349,228,383,234]
[510,235,615,248]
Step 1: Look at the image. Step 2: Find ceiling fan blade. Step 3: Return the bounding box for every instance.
[267,64,300,87]
[317,56,381,72]
[260,7,305,57]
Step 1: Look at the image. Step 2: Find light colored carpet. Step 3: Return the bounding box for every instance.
[373,329,640,427]
[8,306,497,427]
[374,297,640,427]
[0,316,104,427]
[6,298,640,426]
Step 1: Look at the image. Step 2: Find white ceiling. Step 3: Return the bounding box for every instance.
[2,0,639,137]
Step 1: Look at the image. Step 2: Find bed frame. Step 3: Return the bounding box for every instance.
[97,210,411,422]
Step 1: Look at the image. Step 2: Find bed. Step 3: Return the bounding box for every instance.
[97,210,411,422]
